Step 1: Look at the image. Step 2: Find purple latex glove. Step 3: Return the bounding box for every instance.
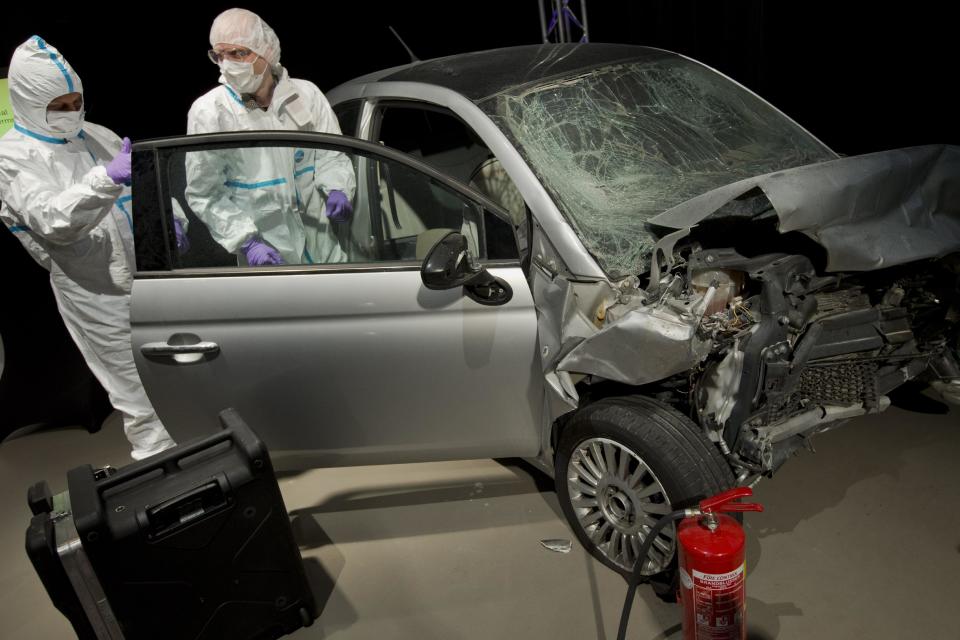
[106,137,132,186]
[324,190,353,222]
[241,236,284,266]
[173,218,190,254]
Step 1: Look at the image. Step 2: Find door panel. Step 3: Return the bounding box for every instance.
[131,132,542,468]
[133,269,541,466]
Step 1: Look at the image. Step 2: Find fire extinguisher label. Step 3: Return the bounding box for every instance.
[691,563,745,639]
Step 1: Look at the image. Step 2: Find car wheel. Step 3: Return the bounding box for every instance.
[555,395,735,599]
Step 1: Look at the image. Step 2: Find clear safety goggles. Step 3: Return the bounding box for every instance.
[208,47,257,65]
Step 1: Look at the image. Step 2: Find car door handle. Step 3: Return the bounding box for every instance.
[140,341,220,356]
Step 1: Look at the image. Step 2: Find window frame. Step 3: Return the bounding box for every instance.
[132,131,520,278]
[371,100,532,265]
[371,99,491,161]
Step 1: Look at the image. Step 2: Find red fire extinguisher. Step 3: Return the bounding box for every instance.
[678,487,763,639]
[616,487,763,640]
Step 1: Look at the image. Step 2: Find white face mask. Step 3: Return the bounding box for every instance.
[46,109,84,136]
[219,58,267,95]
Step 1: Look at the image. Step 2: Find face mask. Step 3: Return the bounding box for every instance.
[46,109,84,137]
[219,58,266,94]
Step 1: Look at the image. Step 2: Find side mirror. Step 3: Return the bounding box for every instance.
[420,232,513,306]
[420,232,484,290]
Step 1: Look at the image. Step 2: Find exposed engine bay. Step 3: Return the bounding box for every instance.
[540,237,960,481]
[676,243,959,480]
[535,145,960,481]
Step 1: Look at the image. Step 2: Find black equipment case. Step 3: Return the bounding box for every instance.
[25,408,316,639]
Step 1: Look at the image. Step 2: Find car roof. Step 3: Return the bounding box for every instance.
[341,43,676,102]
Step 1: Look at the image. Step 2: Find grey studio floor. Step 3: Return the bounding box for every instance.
[1,400,958,639]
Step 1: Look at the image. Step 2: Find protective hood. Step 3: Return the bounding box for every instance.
[209,8,282,68]
[648,145,960,272]
[7,36,84,141]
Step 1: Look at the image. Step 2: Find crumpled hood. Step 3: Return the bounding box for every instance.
[8,36,84,139]
[649,145,960,271]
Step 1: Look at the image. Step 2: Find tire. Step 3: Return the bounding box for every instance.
[555,395,735,600]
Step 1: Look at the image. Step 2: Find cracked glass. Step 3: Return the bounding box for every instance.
[480,57,835,278]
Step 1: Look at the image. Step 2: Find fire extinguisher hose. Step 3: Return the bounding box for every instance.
[615,508,690,640]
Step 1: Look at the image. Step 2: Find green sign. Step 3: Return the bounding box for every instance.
[0,78,13,137]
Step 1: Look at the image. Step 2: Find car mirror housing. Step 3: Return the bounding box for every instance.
[420,232,513,306]
[420,232,484,290]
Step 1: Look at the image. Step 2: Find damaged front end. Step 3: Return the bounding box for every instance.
[537,146,960,481]
[683,248,958,480]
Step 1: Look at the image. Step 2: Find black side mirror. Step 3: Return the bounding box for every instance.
[420,232,513,306]
[420,232,483,290]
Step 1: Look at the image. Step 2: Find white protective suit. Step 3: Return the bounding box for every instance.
[0,37,175,459]
[186,9,356,265]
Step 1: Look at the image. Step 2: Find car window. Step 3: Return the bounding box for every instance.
[377,104,527,226]
[479,57,835,277]
[332,99,361,137]
[134,139,519,272]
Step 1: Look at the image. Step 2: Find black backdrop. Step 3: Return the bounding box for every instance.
[4,1,957,152]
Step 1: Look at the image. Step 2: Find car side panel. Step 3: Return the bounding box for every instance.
[131,267,543,468]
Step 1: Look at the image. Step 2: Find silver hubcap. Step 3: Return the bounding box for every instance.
[566,437,675,573]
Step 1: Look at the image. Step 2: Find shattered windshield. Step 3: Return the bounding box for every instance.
[479,56,835,277]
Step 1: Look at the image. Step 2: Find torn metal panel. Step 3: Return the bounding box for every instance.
[647,228,691,291]
[700,342,745,432]
[555,293,713,386]
[531,266,578,409]
[531,216,716,389]
[539,539,573,554]
[531,221,619,409]
[650,145,960,272]
[538,274,622,399]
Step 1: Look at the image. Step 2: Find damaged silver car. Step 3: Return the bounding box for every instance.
[130,44,960,592]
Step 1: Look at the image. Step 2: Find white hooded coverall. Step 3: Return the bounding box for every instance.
[186,9,356,265]
[0,37,175,459]
[186,74,356,265]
